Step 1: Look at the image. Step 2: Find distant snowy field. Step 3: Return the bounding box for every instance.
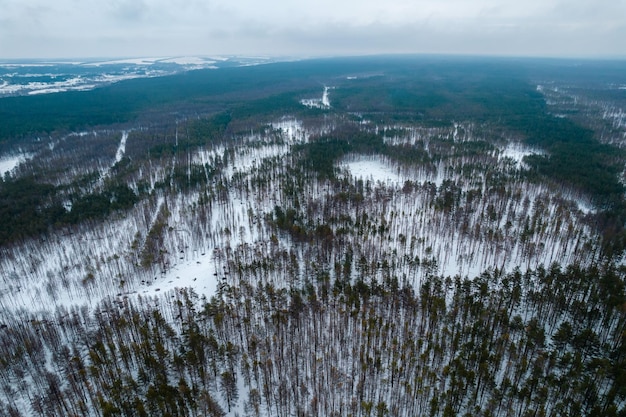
[0,56,289,96]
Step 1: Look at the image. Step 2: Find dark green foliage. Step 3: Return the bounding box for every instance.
[171,164,214,191]
[64,184,138,224]
[0,89,138,145]
[3,56,625,251]
[516,113,626,255]
[140,206,169,268]
[149,112,231,157]
[297,136,353,179]
[272,205,308,240]
[0,177,63,244]
[521,116,624,205]
[0,175,138,245]
[0,56,395,146]
[1,55,626,417]
[148,143,178,159]
[231,91,316,121]
[187,112,232,146]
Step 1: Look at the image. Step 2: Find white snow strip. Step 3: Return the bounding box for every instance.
[322,86,331,107]
[0,63,54,68]
[115,131,129,163]
[83,57,165,66]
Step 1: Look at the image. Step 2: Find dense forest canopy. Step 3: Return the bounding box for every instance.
[1,55,626,416]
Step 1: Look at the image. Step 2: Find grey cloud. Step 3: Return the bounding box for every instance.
[0,0,624,58]
[108,0,149,22]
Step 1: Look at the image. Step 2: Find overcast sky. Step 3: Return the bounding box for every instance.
[1,0,625,59]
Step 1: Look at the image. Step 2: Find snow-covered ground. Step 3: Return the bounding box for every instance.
[0,154,29,175]
[342,156,405,186]
[0,116,612,417]
[271,118,308,143]
[141,252,218,298]
[85,56,220,68]
[337,149,597,281]
[603,106,626,130]
[497,142,545,169]
[0,120,602,320]
[339,154,446,187]
[0,56,287,97]
[159,57,217,66]
[0,72,163,96]
[82,57,167,66]
[301,86,332,109]
[0,122,292,315]
[496,143,595,214]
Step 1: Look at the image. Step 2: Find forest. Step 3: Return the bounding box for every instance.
[0,55,626,416]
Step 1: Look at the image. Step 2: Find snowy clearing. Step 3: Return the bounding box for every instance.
[497,142,546,169]
[339,154,445,187]
[0,154,30,175]
[301,86,332,109]
[142,252,218,298]
[340,155,406,186]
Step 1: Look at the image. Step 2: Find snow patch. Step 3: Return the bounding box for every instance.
[0,154,30,175]
[498,143,545,169]
[576,199,595,215]
[341,156,405,186]
[339,154,445,187]
[144,253,218,299]
[271,118,307,143]
[301,86,332,109]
